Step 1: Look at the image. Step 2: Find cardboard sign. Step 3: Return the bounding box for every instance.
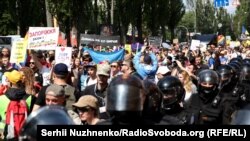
[148,36,162,47]
[28,27,59,50]
[55,47,72,70]
[10,40,27,63]
[173,38,179,44]
[190,40,201,50]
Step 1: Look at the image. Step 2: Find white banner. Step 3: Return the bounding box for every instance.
[27,27,59,50]
[55,47,72,71]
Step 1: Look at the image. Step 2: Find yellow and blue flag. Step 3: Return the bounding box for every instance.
[84,47,125,64]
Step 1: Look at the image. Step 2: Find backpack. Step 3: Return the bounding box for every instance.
[5,100,28,139]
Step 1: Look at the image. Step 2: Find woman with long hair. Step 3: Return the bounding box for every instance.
[19,67,35,95]
[178,70,197,105]
[19,67,37,111]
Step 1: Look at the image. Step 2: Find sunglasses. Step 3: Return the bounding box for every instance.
[29,62,35,64]
[121,64,127,66]
[77,107,90,113]
[111,65,117,68]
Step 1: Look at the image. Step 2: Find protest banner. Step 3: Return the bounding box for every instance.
[148,36,162,47]
[28,27,59,50]
[80,34,120,46]
[10,40,27,63]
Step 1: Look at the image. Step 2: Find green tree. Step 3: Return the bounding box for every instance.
[167,0,185,40]
[196,0,216,34]
[178,12,195,32]
[233,0,249,37]
[0,0,46,36]
[0,0,16,35]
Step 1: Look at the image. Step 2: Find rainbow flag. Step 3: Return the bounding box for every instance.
[217,35,225,46]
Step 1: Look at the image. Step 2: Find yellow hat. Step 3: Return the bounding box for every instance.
[4,70,23,84]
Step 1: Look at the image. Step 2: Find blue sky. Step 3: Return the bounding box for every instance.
[183,0,237,14]
[225,0,237,14]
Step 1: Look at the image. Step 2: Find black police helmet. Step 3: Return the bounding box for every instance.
[19,105,74,141]
[198,69,219,94]
[230,58,243,66]
[107,74,144,113]
[240,63,250,81]
[216,65,233,81]
[157,76,185,107]
[243,58,250,65]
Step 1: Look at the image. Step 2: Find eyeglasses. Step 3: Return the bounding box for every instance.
[111,65,117,68]
[77,107,90,113]
[121,64,127,66]
[29,62,35,64]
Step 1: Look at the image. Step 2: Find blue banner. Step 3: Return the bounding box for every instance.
[84,48,125,64]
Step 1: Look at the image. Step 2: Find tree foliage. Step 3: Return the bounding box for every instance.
[0,0,186,43]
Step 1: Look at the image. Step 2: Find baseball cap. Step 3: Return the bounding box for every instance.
[46,84,65,97]
[53,63,69,75]
[4,70,23,84]
[96,64,110,76]
[73,95,98,109]
[156,66,170,75]
[85,62,96,68]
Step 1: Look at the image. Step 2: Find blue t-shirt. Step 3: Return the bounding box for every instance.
[208,57,215,67]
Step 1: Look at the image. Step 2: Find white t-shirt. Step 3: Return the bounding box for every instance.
[40,66,51,86]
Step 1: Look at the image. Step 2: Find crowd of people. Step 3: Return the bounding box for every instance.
[0,41,250,140]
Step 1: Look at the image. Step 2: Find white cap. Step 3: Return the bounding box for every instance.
[162,42,171,49]
[157,66,170,75]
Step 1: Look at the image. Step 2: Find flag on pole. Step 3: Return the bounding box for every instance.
[242,25,249,35]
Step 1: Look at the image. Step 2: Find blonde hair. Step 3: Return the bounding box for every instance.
[179,70,193,93]
[19,67,35,95]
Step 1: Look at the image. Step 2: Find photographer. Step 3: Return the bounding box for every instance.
[132,46,158,80]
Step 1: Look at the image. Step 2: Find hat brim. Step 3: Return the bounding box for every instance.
[72,102,87,108]
[97,72,109,76]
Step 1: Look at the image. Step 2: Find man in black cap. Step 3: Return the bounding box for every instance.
[32,63,80,111]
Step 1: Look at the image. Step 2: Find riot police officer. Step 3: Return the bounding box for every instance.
[98,74,146,125]
[236,63,250,108]
[187,69,224,124]
[216,65,240,124]
[19,105,74,141]
[157,76,189,125]
[216,65,234,90]
[142,79,163,124]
